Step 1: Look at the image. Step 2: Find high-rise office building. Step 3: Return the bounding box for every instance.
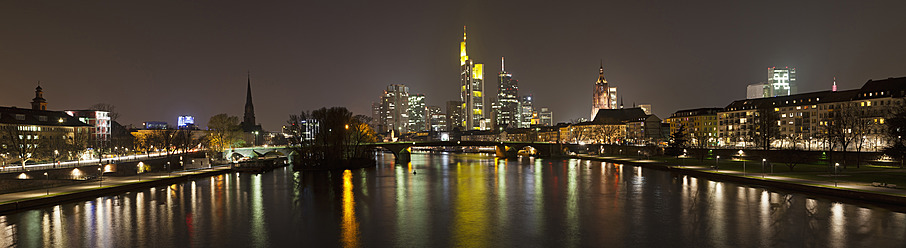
[519,95,534,128]
[427,106,446,131]
[379,84,409,134]
[493,57,520,130]
[408,94,427,132]
[746,67,798,98]
[591,62,618,119]
[446,100,463,131]
[371,102,382,131]
[459,26,485,130]
[539,107,553,126]
[767,67,796,97]
[746,82,766,99]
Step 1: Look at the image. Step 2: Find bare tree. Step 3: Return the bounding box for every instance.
[753,106,780,150]
[89,103,120,122]
[0,124,39,169]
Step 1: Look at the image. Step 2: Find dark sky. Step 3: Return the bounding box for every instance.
[2,1,905,130]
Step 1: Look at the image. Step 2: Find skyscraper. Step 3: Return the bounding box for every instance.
[459,26,486,130]
[494,57,520,130]
[520,95,534,128]
[766,67,797,97]
[591,62,618,119]
[427,106,447,131]
[446,100,463,131]
[408,93,427,132]
[240,74,262,132]
[379,84,410,134]
[539,107,553,126]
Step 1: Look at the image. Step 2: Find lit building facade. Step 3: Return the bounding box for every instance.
[494,57,520,130]
[1,107,92,164]
[591,63,618,120]
[767,67,797,97]
[519,95,534,128]
[177,115,195,129]
[445,100,463,131]
[379,84,410,134]
[408,94,427,132]
[427,106,447,131]
[65,110,112,148]
[667,108,721,147]
[717,76,905,151]
[459,27,485,130]
[539,107,553,126]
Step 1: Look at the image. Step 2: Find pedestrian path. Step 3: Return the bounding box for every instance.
[578,154,906,197]
[0,166,232,205]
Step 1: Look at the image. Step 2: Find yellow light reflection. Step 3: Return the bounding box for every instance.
[342,170,360,248]
[454,160,488,247]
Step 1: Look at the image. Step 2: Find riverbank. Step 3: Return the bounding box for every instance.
[574,154,906,209]
[0,166,233,214]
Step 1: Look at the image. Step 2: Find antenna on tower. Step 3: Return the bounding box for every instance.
[501,57,505,72]
[832,76,837,92]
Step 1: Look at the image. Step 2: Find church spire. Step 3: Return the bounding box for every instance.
[596,59,607,83]
[241,72,258,132]
[31,81,47,110]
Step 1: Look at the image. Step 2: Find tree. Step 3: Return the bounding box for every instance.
[0,124,39,169]
[207,114,242,155]
[884,104,906,168]
[292,107,377,168]
[89,103,120,122]
[665,125,688,157]
[753,106,780,150]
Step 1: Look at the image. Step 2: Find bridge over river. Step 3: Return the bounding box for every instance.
[366,141,591,162]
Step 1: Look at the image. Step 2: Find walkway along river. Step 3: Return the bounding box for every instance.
[1,153,904,247]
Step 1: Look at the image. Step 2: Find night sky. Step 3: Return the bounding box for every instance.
[2,1,905,131]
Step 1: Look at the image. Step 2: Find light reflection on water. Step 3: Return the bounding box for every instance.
[0,153,905,247]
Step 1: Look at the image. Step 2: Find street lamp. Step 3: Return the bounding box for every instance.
[762,158,766,178]
[715,155,720,172]
[53,150,59,168]
[253,131,259,146]
[834,163,840,187]
[44,172,49,195]
[98,167,103,187]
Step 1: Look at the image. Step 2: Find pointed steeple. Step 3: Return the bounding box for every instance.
[241,72,258,132]
[597,60,606,83]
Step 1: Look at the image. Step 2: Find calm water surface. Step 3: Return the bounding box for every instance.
[2,153,905,247]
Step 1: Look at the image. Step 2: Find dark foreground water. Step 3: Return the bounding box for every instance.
[2,153,905,247]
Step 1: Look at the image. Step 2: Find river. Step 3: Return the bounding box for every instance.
[1,153,904,247]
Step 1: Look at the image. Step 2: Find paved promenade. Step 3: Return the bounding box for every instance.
[0,166,232,213]
[578,155,906,203]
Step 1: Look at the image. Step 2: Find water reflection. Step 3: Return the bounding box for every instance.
[341,170,360,248]
[1,153,905,247]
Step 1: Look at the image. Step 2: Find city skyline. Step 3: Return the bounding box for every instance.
[2,1,906,131]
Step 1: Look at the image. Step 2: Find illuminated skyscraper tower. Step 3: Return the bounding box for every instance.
[767,67,797,97]
[459,26,486,130]
[591,61,618,119]
[493,57,520,129]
